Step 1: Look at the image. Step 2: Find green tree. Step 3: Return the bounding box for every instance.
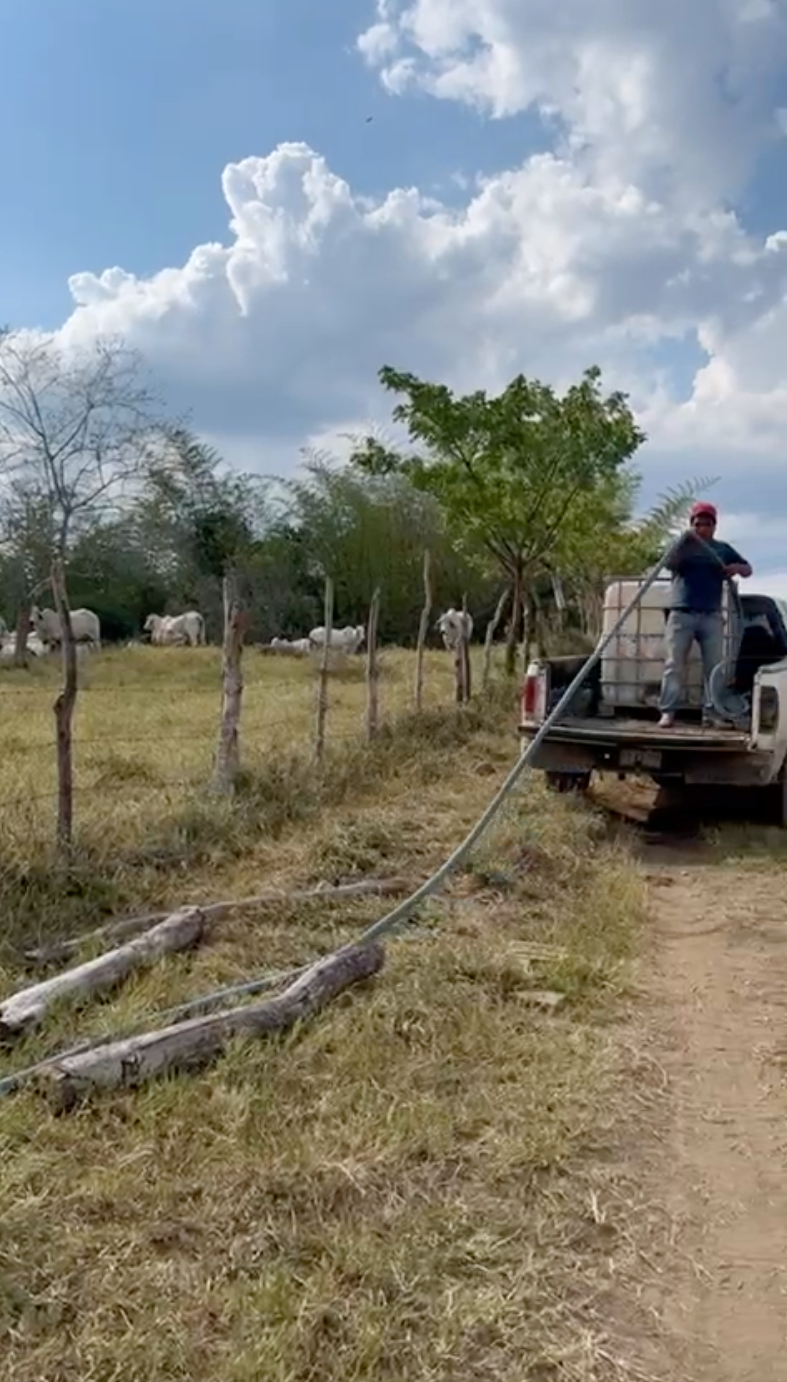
[137,429,270,634]
[352,364,645,670]
[538,477,717,646]
[66,519,170,642]
[283,453,496,643]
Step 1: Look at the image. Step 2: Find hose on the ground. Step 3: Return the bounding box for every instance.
[0,526,715,1098]
[358,529,690,945]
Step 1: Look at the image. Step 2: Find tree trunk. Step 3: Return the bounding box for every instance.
[213,570,244,792]
[40,941,385,1110]
[482,587,509,691]
[524,587,538,665]
[0,908,207,1039]
[51,561,77,853]
[505,563,523,676]
[551,572,566,631]
[413,550,432,712]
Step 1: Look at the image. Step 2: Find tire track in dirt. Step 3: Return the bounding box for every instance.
[633,853,787,1380]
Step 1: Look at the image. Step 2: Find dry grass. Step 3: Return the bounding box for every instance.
[0,646,471,956]
[0,649,648,1380]
[0,644,457,845]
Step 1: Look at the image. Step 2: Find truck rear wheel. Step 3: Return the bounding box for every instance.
[545,771,591,794]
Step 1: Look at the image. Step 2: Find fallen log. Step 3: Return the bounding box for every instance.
[0,964,300,1099]
[1,908,206,1040]
[40,941,385,1111]
[25,876,415,967]
[2,919,438,1098]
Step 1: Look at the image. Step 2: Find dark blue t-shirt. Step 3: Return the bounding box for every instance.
[669,537,745,613]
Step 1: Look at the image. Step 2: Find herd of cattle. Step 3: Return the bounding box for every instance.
[0,607,206,659]
[263,609,474,656]
[0,605,476,660]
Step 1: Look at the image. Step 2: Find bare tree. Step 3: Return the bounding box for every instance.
[0,486,56,661]
[0,332,164,556]
[0,331,166,656]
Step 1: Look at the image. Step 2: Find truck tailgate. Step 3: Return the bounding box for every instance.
[519,717,749,752]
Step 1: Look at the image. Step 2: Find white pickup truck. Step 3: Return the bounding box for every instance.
[519,577,787,824]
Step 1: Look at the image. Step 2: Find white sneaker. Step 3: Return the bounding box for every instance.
[657,713,675,728]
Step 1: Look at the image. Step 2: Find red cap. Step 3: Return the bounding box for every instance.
[690,501,717,522]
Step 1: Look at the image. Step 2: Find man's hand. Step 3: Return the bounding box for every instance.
[724,562,752,578]
[665,529,699,570]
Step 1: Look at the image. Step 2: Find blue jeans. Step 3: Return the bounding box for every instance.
[659,610,724,714]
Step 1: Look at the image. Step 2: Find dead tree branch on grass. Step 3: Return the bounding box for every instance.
[40,941,385,1110]
[24,876,417,967]
[1,908,206,1040]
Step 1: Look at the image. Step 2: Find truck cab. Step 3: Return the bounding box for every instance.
[519,579,787,822]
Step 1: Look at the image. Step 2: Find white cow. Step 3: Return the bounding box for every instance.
[31,606,101,649]
[436,608,473,650]
[0,632,47,659]
[309,624,366,654]
[144,611,205,647]
[268,636,312,655]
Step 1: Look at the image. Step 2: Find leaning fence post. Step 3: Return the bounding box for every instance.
[482,587,509,692]
[413,550,432,713]
[213,570,244,793]
[50,560,77,852]
[314,577,334,768]
[365,588,381,742]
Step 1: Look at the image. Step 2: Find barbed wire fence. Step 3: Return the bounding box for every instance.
[0,564,501,853]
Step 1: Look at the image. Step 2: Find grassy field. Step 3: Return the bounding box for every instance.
[0,644,459,842]
[0,646,465,953]
[0,649,646,1380]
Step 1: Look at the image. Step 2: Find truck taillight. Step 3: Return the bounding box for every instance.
[522,663,546,721]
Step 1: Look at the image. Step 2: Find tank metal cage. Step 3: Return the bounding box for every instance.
[599,577,737,712]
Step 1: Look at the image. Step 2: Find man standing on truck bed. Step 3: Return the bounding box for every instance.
[658,502,752,729]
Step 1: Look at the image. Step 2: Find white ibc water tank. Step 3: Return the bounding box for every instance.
[600,580,733,710]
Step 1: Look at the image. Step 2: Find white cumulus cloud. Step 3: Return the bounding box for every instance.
[358,0,787,200]
[43,0,787,564]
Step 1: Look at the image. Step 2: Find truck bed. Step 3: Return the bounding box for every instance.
[520,716,749,751]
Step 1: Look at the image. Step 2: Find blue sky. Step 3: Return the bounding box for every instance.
[2,0,787,578]
[0,0,546,329]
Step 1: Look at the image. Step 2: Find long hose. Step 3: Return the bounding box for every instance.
[358,529,689,944]
[0,528,721,1099]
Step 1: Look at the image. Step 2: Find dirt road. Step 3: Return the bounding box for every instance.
[632,849,787,1380]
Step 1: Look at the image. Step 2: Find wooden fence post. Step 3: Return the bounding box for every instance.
[413,550,432,713]
[482,587,509,692]
[454,595,472,704]
[51,560,77,853]
[365,588,381,742]
[314,577,334,768]
[213,570,244,793]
